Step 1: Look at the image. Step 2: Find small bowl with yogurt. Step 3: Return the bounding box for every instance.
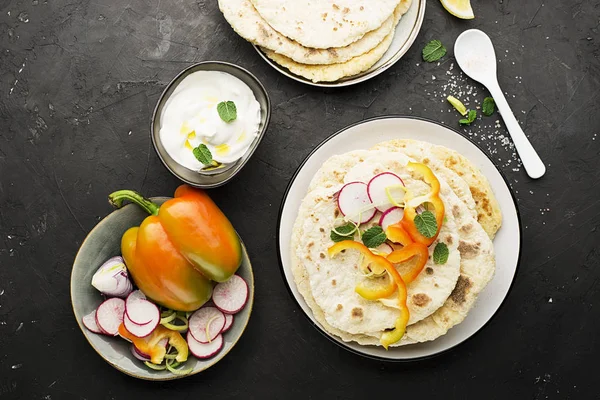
[152,61,271,188]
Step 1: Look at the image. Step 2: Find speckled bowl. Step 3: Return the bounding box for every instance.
[151,61,271,188]
[70,198,254,380]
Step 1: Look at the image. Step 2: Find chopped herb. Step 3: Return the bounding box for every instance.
[459,109,477,125]
[433,243,449,265]
[422,40,447,62]
[361,226,387,248]
[192,144,213,165]
[217,101,237,123]
[330,223,357,243]
[414,211,438,238]
[482,97,495,116]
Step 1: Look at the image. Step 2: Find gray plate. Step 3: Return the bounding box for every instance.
[70,197,254,380]
[151,62,271,188]
[253,0,426,87]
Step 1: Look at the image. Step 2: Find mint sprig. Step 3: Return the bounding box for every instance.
[482,97,495,116]
[422,40,447,63]
[217,101,237,123]
[459,109,477,126]
[193,144,213,165]
[414,210,438,238]
[330,223,357,243]
[361,226,387,248]
[433,242,449,265]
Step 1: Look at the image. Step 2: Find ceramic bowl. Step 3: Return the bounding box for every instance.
[151,61,271,188]
[70,198,254,380]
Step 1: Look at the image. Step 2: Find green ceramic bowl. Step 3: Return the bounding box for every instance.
[70,198,254,380]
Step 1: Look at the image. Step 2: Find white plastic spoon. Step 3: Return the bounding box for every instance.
[454,29,546,179]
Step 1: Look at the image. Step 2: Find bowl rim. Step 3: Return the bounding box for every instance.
[150,61,271,188]
[252,0,426,87]
[70,197,255,380]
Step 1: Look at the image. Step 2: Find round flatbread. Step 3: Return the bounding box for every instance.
[250,0,402,49]
[219,0,413,65]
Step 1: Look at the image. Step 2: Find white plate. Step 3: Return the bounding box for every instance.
[254,0,426,87]
[277,116,522,361]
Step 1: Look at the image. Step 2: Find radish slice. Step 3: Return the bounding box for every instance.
[130,345,151,362]
[212,275,249,315]
[222,314,234,333]
[124,312,159,338]
[374,243,393,255]
[379,207,405,231]
[95,298,126,336]
[83,310,103,334]
[367,172,405,212]
[189,307,225,344]
[337,182,376,224]
[125,299,159,326]
[187,332,223,359]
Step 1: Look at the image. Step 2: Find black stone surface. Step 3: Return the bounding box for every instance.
[1,1,599,399]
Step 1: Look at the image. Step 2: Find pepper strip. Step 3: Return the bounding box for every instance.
[328,241,409,348]
[385,225,413,247]
[118,324,188,364]
[386,242,429,284]
[400,162,445,246]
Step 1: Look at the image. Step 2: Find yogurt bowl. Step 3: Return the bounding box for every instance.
[152,61,271,188]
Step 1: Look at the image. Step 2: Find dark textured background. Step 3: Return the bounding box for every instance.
[1,0,599,399]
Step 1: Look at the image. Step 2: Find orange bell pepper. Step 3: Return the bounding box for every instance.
[328,241,410,348]
[109,185,242,311]
[385,225,413,247]
[386,242,429,284]
[118,323,188,364]
[400,162,445,246]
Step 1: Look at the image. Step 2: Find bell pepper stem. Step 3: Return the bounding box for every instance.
[108,190,160,216]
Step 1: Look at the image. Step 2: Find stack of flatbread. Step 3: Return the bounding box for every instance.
[218,0,413,83]
[291,139,503,347]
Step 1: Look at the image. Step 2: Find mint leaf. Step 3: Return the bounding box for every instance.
[217,101,237,123]
[459,109,477,125]
[433,242,449,265]
[482,97,495,116]
[414,210,438,238]
[330,223,357,243]
[193,144,213,165]
[422,40,446,62]
[361,226,387,248]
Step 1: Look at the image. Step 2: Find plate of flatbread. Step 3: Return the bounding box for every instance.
[277,116,521,360]
[218,0,425,86]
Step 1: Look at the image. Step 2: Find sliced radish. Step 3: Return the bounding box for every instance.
[82,310,103,334]
[95,298,126,336]
[212,275,249,314]
[125,298,159,326]
[222,314,234,333]
[130,345,151,362]
[124,312,159,338]
[379,206,405,231]
[189,307,225,344]
[187,332,223,359]
[337,182,376,224]
[374,243,394,255]
[367,172,405,212]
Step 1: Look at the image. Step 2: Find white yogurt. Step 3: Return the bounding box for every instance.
[159,70,261,170]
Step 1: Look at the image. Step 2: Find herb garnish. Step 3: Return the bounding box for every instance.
[361,226,387,248]
[193,144,213,165]
[330,223,357,243]
[422,40,447,62]
[482,97,495,116]
[217,101,237,123]
[433,242,449,265]
[414,210,438,238]
[459,109,477,125]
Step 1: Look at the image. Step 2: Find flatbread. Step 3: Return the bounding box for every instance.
[219,0,409,65]
[370,139,502,238]
[250,0,402,49]
[292,149,496,346]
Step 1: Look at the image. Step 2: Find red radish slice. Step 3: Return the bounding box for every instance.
[124,312,159,338]
[125,299,159,326]
[189,307,225,344]
[83,310,103,334]
[187,332,223,359]
[212,275,249,314]
[95,298,126,336]
[367,172,405,213]
[337,182,376,224]
[130,345,151,362]
[127,290,146,303]
[222,314,234,333]
[379,206,405,231]
[374,243,393,255]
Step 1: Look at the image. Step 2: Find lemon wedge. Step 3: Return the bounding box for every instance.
[440,0,474,19]
[447,96,467,116]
